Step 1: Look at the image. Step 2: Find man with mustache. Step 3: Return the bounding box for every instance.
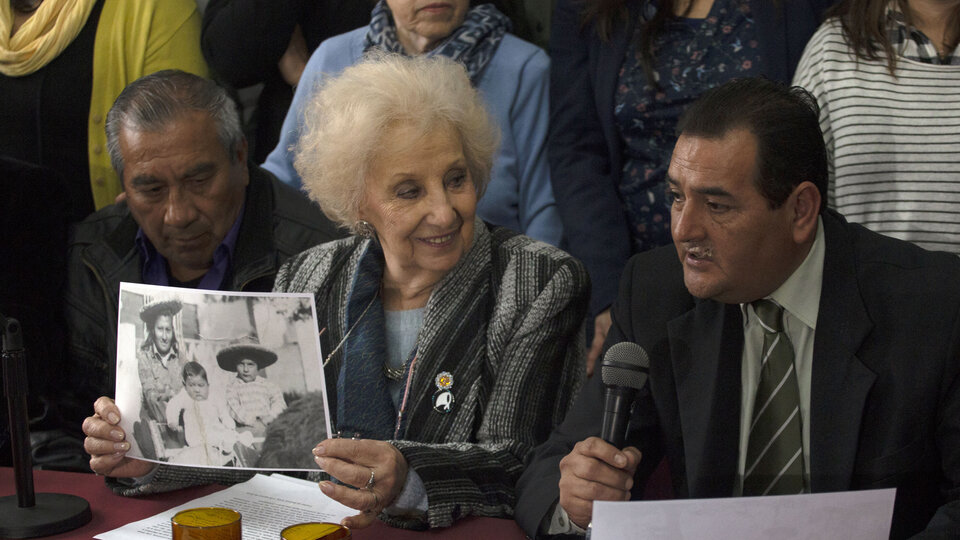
[516,78,960,539]
[62,70,341,433]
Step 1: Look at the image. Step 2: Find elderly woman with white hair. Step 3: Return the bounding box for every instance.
[82,54,588,531]
[276,52,588,529]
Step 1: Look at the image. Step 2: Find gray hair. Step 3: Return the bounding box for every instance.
[294,52,499,232]
[106,69,244,181]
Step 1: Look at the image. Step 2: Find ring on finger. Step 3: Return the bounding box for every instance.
[364,467,375,490]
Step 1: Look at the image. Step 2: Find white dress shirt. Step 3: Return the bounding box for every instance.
[736,217,825,493]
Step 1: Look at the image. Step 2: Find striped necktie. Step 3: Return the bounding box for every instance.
[742,299,806,496]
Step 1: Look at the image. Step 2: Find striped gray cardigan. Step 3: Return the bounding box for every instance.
[110,223,588,529]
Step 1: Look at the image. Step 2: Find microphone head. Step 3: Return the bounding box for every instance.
[601,342,650,390]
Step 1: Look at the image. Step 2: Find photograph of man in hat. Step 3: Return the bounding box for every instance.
[137,299,185,424]
[217,343,287,439]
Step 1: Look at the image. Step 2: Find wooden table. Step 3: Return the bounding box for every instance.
[0,468,527,539]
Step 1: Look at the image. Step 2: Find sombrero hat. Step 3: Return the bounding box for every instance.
[139,299,182,324]
[216,344,278,371]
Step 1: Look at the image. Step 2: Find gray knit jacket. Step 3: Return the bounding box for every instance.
[110,222,588,529]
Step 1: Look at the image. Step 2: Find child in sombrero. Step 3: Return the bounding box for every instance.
[217,343,287,439]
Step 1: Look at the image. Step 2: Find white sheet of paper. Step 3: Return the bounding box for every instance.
[94,474,354,540]
[591,489,896,540]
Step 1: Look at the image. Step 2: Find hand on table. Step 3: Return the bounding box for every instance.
[558,437,641,530]
[586,309,612,377]
[82,396,155,478]
[313,438,409,529]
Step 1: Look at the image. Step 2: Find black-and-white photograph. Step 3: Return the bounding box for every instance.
[114,282,330,471]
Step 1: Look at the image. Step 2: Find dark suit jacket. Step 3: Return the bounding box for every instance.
[549,0,834,315]
[516,211,960,539]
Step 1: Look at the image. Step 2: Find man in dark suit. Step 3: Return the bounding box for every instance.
[515,78,960,539]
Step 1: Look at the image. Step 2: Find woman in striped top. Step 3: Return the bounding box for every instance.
[793,0,960,253]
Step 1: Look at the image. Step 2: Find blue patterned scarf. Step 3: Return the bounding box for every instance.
[363,1,511,83]
[337,241,396,440]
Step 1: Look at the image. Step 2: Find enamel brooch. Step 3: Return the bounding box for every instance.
[433,371,454,414]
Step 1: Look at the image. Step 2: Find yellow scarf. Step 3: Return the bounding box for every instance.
[0,0,98,77]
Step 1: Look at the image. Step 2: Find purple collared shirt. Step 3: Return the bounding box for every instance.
[135,206,244,290]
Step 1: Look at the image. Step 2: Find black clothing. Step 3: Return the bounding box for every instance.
[0,0,104,224]
[0,157,70,468]
[201,0,372,161]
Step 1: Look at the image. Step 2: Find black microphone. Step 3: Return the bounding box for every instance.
[600,342,650,448]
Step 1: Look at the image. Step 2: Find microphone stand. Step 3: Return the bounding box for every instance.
[0,312,91,538]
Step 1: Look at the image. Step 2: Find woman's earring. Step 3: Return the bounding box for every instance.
[356,220,377,239]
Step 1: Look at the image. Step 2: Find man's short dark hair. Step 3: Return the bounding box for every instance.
[677,77,828,211]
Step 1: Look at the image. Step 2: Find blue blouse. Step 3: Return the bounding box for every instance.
[614,0,761,252]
